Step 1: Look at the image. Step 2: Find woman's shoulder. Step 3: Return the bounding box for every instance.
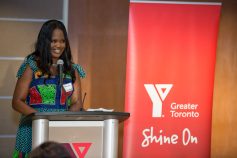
[16,55,38,78]
[72,63,86,78]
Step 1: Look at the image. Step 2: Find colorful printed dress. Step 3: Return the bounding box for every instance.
[13,56,85,158]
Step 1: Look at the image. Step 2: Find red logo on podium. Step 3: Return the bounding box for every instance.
[72,143,92,158]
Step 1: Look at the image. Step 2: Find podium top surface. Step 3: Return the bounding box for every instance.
[25,111,130,123]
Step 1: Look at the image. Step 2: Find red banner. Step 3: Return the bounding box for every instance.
[123,1,221,158]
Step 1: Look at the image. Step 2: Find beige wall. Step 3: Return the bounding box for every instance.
[0,0,64,157]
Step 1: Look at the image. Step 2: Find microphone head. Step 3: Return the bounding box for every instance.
[57,59,64,65]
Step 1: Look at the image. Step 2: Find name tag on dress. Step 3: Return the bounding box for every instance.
[63,83,73,92]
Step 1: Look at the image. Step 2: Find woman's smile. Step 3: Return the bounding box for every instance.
[50,28,66,62]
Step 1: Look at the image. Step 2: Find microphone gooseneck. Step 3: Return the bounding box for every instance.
[80,92,87,111]
[57,59,64,87]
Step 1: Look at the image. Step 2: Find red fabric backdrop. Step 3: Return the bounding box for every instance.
[123,2,221,158]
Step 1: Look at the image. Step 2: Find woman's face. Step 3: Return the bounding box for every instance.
[50,28,66,63]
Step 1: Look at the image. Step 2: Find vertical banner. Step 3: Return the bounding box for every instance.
[123,1,221,158]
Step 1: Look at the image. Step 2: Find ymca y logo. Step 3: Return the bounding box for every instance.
[144,84,173,117]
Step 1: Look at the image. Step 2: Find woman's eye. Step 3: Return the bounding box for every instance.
[52,40,57,43]
[60,40,65,43]
[52,40,65,43]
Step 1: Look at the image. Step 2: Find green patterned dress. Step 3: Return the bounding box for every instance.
[13,56,85,158]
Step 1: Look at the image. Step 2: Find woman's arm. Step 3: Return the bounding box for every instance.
[69,70,83,112]
[12,66,37,115]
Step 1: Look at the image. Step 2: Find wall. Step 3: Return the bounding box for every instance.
[211,1,237,157]
[0,0,65,157]
[68,1,129,157]
[68,0,237,158]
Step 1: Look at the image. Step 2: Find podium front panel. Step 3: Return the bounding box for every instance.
[49,121,103,158]
[29,112,130,158]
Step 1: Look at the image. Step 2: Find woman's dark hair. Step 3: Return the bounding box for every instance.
[29,19,75,82]
[29,141,72,158]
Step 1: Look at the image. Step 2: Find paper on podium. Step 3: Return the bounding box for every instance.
[87,108,114,112]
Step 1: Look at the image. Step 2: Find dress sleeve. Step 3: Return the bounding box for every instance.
[72,64,86,78]
[16,55,38,78]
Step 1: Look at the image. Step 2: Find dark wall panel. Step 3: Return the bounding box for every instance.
[69,1,129,157]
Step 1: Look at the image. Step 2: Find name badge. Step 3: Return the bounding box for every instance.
[63,83,73,92]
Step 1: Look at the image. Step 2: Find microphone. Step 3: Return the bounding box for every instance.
[80,92,87,111]
[57,59,64,87]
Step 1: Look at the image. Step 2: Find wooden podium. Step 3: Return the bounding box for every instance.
[26,111,130,158]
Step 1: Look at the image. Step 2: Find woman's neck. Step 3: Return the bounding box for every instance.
[52,58,59,65]
[50,66,58,76]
